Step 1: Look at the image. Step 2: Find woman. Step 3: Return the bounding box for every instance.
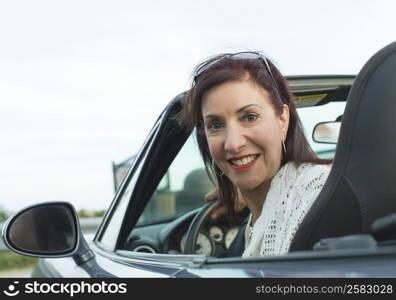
[177,52,332,257]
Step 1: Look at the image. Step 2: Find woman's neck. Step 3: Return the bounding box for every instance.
[241,181,271,226]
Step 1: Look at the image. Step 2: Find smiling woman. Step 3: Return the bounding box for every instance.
[202,80,289,193]
[177,52,332,256]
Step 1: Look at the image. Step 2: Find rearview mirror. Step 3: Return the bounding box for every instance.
[313,121,341,144]
[2,202,79,257]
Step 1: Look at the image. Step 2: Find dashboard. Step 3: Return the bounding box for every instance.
[123,208,243,257]
[167,220,241,257]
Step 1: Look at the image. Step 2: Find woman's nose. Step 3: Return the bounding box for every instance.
[224,127,246,154]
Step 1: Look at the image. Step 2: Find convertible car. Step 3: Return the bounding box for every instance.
[3,42,396,278]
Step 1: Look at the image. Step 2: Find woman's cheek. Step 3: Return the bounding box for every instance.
[211,142,229,172]
[207,137,221,161]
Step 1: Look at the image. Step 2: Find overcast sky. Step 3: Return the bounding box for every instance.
[1,0,395,213]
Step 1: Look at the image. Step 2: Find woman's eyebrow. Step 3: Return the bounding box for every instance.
[204,104,262,119]
[204,114,220,120]
[236,103,263,113]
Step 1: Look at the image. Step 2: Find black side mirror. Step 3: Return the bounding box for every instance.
[2,202,94,265]
[3,202,78,256]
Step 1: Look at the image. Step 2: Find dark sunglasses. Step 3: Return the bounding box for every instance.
[193,51,277,85]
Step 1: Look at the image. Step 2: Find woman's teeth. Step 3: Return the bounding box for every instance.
[231,155,257,166]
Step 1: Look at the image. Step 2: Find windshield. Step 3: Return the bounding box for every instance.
[136,134,215,227]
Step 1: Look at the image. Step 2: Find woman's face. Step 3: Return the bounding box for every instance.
[201,79,289,193]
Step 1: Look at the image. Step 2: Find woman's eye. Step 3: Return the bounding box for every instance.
[207,121,222,131]
[243,113,258,122]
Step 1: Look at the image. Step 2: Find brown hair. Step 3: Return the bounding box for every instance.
[177,53,331,220]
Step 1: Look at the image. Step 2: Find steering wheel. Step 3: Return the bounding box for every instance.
[183,199,220,255]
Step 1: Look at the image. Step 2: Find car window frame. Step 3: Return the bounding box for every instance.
[95,94,192,252]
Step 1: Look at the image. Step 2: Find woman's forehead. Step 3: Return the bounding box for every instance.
[201,80,273,115]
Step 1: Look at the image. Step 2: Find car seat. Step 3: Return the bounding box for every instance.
[290,41,396,251]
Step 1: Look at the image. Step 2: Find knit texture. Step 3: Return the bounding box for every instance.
[242,162,331,257]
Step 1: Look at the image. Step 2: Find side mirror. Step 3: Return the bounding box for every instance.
[2,202,94,265]
[312,121,341,144]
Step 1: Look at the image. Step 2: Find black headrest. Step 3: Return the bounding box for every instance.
[290,41,396,251]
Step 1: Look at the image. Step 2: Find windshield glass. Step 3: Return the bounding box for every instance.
[136,133,215,227]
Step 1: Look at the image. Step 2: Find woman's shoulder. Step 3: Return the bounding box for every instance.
[297,161,332,174]
[273,161,332,194]
[293,162,332,194]
[281,161,331,177]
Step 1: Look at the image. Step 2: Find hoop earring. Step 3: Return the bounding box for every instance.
[212,158,224,176]
[282,140,286,155]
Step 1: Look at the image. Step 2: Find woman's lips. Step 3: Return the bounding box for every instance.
[227,154,260,170]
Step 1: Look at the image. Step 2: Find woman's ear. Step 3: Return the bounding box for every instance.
[279,104,289,140]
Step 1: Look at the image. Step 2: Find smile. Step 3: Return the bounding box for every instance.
[227,154,260,170]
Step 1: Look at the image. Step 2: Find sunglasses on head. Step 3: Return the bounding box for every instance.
[193,51,277,86]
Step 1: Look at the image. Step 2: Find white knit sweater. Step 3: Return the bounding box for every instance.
[242,162,331,257]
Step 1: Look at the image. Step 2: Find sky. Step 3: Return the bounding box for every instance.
[1,0,395,213]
